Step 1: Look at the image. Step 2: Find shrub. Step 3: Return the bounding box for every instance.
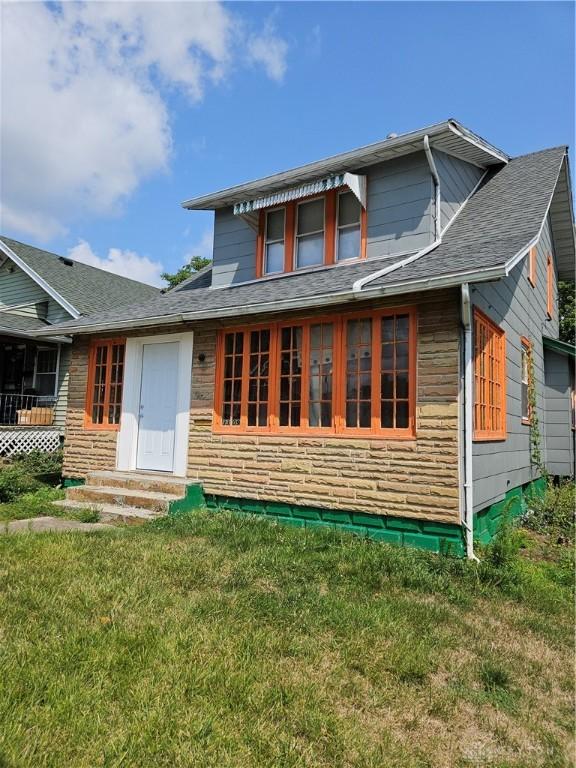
[477,509,523,588]
[523,480,575,544]
[0,464,41,503]
[11,449,63,476]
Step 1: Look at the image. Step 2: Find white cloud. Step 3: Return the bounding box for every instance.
[247,21,289,82]
[0,2,289,241]
[68,240,164,287]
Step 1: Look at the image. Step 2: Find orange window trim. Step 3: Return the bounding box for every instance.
[546,254,553,318]
[256,187,367,278]
[84,337,126,430]
[473,308,507,442]
[213,306,417,439]
[528,246,536,287]
[520,335,532,425]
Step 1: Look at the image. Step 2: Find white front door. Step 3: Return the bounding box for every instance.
[136,342,179,472]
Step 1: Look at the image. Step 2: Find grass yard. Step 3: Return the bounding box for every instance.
[0,510,574,768]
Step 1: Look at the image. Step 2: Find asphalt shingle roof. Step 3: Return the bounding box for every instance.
[0,237,160,316]
[0,311,50,334]
[37,146,569,335]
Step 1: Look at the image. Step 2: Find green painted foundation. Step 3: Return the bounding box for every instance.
[473,476,546,546]
[62,477,86,489]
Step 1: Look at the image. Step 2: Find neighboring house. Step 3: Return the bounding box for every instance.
[0,237,159,455]
[39,120,575,556]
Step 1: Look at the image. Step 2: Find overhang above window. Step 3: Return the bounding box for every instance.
[234,172,367,229]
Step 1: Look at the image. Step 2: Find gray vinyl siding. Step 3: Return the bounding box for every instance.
[53,344,70,431]
[211,152,436,287]
[211,208,258,288]
[543,349,574,477]
[471,215,559,512]
[434,150,484,231]
[365,152,435,259]
[0,261,48,317]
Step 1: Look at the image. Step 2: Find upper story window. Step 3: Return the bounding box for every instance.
[473,308,506,441]
[214,307,416,438]
[264,208,285,274]
[337,191,362,262]
[528,246,537,287]
[546,254,554,318]
[296,198,325,268]
[257,188,366,278]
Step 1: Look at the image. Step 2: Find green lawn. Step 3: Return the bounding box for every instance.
[0,511,573,768]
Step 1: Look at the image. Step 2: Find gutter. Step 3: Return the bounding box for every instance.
[460,283,478,561]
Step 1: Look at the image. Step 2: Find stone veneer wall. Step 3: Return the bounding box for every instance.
[63,290,461,524]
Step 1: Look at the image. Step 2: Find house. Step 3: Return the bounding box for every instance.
[38,120,575,556]
[0,237,159,456]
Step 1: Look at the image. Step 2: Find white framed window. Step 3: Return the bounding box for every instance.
[336,190,361,261]
[295,198,324,269]
[34,347,59,397]
[264,208,285,275]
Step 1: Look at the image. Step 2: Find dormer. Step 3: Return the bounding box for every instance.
[182,120,508,289]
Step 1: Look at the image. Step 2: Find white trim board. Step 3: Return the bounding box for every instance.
[116,331,194,477]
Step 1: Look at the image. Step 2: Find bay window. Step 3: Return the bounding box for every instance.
[214,307,416,437]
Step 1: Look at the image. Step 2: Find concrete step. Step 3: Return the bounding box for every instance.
[86,470,189,497]
[66,484,180,513]
[53,499,161,526]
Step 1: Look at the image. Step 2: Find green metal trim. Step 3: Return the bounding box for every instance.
[203,494,466,556]
[62,477,85,489]
[543,335,575,359]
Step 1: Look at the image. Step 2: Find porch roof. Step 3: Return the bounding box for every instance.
[36,146,573,337]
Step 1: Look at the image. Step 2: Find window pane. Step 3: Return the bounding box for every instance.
[266,209,285,241]
[346,318,372,428]
[247,329,270,427]
[296,233,324,268]
[379,314,412,431]
[338,191,361,227]
[36,349,57,374]
[309,322,333,428]
[279,326,303,427]
[221,332,244,427]
[265,242,284,274]
[297,199,324,234]
[338,226,360,261]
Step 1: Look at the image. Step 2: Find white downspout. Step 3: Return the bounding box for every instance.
[461,283,478,560]
[353,134,442,294]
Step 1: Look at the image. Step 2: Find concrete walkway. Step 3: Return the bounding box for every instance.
[1,516,111,534]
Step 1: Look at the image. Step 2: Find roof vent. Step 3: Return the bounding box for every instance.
[387,132,398,139]
[58,256,74,266]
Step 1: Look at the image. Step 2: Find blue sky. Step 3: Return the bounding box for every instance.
[2,1,574,285]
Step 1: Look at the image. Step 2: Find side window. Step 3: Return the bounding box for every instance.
[85,339,125,429]
[337,191,362,261]
[473,309,506,441]
[264,209,285,275]
[520,337,531,424]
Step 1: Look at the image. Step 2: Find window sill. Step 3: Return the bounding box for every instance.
[473,432,507,442]
[83,422,121,432]
[212,426,416,440]
[521,418,531,426]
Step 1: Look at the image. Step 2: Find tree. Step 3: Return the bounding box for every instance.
[161,256,211,290]
[558,280,575,346]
